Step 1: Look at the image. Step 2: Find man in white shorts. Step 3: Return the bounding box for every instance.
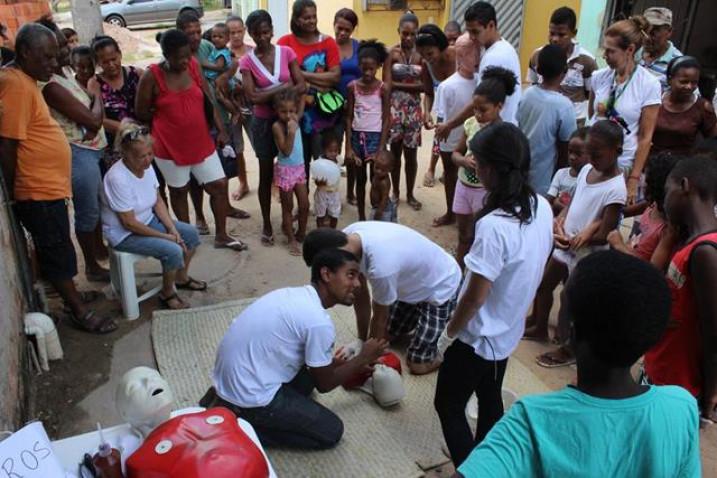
[303,222,462,375]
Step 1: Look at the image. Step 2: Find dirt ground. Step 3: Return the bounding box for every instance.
[35,13,716,475]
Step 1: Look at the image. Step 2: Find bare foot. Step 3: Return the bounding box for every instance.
[408,359,441,375]
[232,185,250,201]
[288,240,302,256]
[432,213,455,227]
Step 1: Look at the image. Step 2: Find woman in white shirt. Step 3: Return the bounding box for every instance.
[588,15,661,204]
[434,123,554,467]
[101,121,204,310]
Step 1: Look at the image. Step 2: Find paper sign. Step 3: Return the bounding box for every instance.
[0,422,65,478]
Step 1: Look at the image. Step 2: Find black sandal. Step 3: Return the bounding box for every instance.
[175,277,208,291]
[67,310,118,334]
[159,292,189,310]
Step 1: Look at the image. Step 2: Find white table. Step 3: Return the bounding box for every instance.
[51,407,277,477]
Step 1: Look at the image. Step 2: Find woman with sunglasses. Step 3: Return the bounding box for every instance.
[588,15,661,205]
[102,121,204,310]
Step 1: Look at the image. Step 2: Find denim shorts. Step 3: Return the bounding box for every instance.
[250,116,278,161]
[114,216,200,272]
[14,199,78,281]
[70,144,103,233]
[351,131,381,161]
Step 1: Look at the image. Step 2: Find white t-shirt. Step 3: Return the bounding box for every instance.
[433,72,477,152]
[563,164,627,238]
[476,39,522,125]
[547,167,579,202]
[457,196,553,360]
[212,286,335,408]
[343,222,461,306]
[588,66,661,170]
[101,160,159,247]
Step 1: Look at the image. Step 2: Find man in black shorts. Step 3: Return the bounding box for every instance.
[0,24,116,333]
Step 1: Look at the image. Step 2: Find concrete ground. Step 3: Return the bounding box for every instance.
[37,11,716,475]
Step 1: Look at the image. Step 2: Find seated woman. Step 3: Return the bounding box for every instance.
[101,121,206,310]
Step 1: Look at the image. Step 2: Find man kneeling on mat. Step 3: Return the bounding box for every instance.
[201,248,387,449]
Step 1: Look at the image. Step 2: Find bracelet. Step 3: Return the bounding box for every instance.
[627,176,640,181]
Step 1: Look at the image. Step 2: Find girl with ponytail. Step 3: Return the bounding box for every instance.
[434,122,554,467]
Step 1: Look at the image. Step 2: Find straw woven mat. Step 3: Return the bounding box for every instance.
[152,298,550,478]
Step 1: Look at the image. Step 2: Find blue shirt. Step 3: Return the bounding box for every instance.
[205,47,231,80]
[338,39,361,98]
[458,385,700,478]
[518,86,577,195]
[277,129,304,167]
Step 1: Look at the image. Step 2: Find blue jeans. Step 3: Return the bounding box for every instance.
[114,216,200,272]
[71,144,103,232]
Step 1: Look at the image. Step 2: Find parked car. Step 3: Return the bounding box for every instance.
[101,0,204,28]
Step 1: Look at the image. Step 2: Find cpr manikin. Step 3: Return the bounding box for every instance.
[116,366,175,438]
[343,351,406,407]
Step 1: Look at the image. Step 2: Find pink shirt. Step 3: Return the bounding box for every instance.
[350,80,383,133]
[239,45,296,119]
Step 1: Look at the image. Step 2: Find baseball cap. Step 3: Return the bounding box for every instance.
[644,7,672,27]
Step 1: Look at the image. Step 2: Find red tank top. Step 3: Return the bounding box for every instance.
[148,58,215,166]
[644,231,717,396]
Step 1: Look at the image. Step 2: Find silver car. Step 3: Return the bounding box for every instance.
[101,0,204,28]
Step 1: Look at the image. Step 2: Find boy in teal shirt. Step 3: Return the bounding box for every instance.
[457,250,700,478]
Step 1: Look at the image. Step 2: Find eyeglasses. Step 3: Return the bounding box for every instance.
[121,127,150,143]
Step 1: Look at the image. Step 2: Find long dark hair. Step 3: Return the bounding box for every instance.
[471,122,536,225]
[290,0,317,36]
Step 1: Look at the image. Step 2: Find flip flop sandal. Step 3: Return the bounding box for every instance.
[196,222,211,235]
[228,208,251,219]
[67,310,118,334]
[175,277,208,291]
[408,198,423,211]
[214,239,249,251]
[261,233,275,246]
[423,172,436,188]
[347,197,358,206]
[536,350,576,368]
[158,292,189,310]
[63,290,105,314]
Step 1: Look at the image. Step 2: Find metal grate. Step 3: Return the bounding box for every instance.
[451,0,525,51]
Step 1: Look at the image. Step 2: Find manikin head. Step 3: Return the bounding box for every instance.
[116,367,175,437]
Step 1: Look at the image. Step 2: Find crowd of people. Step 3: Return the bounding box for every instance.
[1,0,716,475]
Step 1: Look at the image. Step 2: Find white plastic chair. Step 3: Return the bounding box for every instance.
[109,248,163,320]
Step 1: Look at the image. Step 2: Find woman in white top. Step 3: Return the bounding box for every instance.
[101,121,204,310]
[434,123,554,467]
[588,15,661,204]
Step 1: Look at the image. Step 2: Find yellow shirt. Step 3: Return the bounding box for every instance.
[0,68,72,200]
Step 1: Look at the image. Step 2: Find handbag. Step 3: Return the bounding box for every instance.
[316,89,345,116]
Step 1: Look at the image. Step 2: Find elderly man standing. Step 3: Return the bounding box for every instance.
[639,7,683,91]
[0,24,117,333]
